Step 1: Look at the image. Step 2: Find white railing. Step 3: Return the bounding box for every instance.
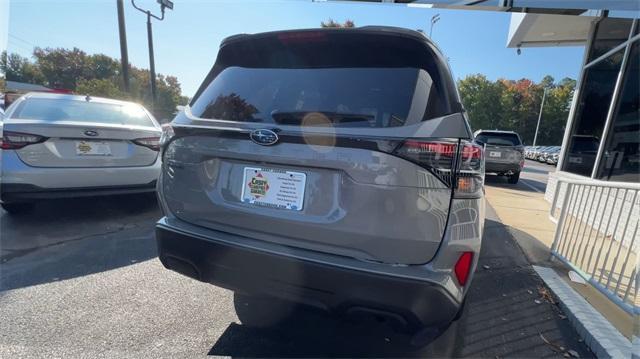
[549,178,639,315]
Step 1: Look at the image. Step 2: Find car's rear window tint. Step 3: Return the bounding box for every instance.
[190,32,450,128]
[14,98,154,127]
[475,132,521,146]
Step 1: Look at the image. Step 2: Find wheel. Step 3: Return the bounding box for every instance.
[507,172,520,184]
[233,293,297,328]
[1,202,35,214]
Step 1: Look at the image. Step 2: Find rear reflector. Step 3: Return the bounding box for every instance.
[454,252,474,286]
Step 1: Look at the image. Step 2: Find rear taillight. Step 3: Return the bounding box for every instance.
[393,139,484,198]
[159,124,175,148]
[454,252,474,286]
[0,131,47,150]
[133,137,160,151]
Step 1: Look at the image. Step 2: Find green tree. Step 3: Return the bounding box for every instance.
[76,78,124,99]
[2,48,189,120]
[33,47,89,89]
[321,19,355,28]
[458,74,575,146]
[457,74,504,130]
[1,51,45,84]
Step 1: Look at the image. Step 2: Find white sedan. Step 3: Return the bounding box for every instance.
[0,93,161,214]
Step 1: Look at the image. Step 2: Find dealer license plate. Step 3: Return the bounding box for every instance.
[75,141,111,156]
[241,167,306,211]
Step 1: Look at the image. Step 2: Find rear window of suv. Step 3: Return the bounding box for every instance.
[13,98,154,127]
[190,31,452,128]
[475,132,522,146]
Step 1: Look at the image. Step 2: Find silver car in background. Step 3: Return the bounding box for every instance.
[156,27,485,336]
[1,93,161,214]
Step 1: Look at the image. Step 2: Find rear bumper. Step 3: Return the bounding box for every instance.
[1,181,156,202]
[1,150,160,200]
[485,161,522,174]
[156,220,460,330]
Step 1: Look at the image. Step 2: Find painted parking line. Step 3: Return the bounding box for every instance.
[520,179,544,193]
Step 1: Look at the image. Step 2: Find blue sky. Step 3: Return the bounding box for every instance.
[7,0,585,97]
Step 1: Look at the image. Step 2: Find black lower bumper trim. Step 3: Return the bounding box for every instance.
[156,224,459,330]
[1,181,156,202]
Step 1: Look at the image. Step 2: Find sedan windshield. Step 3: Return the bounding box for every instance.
[13,98,154,127]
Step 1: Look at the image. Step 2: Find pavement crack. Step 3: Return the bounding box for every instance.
[0,224,142,263]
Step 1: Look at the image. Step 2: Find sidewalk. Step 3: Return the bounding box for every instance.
[484,183,635,341]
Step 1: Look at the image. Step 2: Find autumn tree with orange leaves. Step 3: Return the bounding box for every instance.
[458,74,575,145]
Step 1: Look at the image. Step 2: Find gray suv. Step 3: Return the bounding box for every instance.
[474,130,524,184]
[156,27,485,335]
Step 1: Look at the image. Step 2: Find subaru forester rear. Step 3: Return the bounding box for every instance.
[156,27,485,333]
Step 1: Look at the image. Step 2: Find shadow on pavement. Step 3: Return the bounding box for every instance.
[207,219,592,358]
[0,194,161,291]
[209,301,461,358]
[454,219,592,358]
[485,174,546,193]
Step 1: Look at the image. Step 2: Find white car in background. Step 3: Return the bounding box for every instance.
[0,93,161,214]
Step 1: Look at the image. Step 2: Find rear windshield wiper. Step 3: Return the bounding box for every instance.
[271,111,375,127]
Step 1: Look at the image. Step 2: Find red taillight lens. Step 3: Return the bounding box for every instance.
[454,252,474,286]
[0,131,47,150]
[393,139,484,196]
[393,140,458,186]
[277,31,327,44]
[133,137,160,151]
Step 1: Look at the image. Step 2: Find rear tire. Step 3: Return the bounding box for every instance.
[1,202,35,214]
[507,172,520,184]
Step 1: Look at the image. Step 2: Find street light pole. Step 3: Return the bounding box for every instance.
[430,14,440,38]
[532,87,548,147]
[131,0,172,110]
[146,11,157,104]
[116,0,130,93]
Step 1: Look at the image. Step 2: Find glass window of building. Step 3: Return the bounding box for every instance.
[563,49,625,177]
[588,17,633,61]
[596,41,640,182]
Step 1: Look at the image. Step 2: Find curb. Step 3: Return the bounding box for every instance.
[532,265,632,358]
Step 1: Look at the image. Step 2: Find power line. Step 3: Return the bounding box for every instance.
[8,34,36,47]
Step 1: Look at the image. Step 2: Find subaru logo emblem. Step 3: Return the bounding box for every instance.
[84,130,99,137]
[250,129,279,146]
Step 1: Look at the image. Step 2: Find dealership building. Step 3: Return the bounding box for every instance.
[335,0,638,356]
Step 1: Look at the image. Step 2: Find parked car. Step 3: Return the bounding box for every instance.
[547,148,561,165]
[156,27,485,337]
[474,130,524,183]
[542,146,561,164]
[564,135,600,176]
[0,93,162,214]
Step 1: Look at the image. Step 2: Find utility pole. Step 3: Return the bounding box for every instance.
[532,87,548,147]
[430,14,440,38]
[116,0,130,93]
[131,0,173,110]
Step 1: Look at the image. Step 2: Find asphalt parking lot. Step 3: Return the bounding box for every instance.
[0,159,592,358]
